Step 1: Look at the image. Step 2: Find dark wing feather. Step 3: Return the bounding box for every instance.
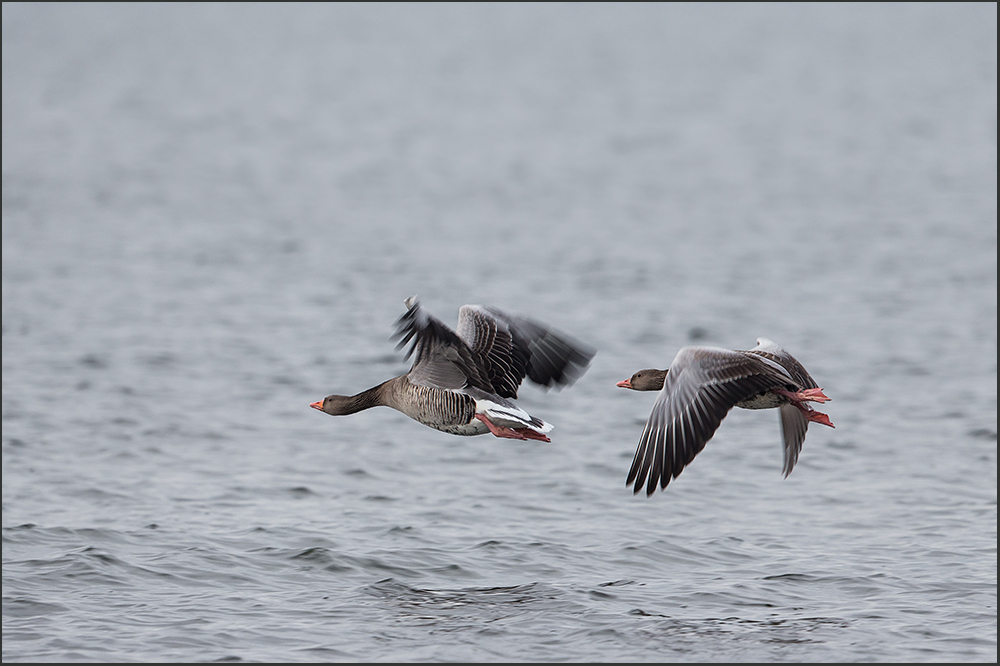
[627,347,788,496]
[457,305,595,399]
[391,297,493,391]
[455,306,526,399]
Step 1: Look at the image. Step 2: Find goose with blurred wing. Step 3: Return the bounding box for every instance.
[312,296,595,442]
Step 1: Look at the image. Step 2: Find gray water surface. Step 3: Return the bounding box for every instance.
[3,3,997,662]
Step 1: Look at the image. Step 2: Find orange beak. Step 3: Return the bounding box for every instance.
[310,400,324,411]
[616,379,632,389]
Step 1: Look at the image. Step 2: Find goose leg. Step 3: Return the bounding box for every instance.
[802,408,835,428]
[774,387,831,404]
[512,427,551,442]
[795,387,831,403]
[475,414,530,440]
[789,400,835,428]
[773,388,835,428]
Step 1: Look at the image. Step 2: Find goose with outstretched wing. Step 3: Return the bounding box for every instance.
[617,338,833,495]
[312,296,595,441]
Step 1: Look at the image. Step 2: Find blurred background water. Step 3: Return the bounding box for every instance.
[2,3,996,662]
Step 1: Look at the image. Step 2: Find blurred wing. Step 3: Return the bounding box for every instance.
[391,297,491,391]
[457,305,596,399]
[455,305,526,399]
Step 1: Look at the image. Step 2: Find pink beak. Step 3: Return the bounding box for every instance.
[310,401,323,410]
[616,379,632,389]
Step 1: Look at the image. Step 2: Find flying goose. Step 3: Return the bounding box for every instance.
[311,296,595,441]
[617,338,833,495]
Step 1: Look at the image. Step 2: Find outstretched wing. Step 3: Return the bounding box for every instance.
[627,346,787,496]
[456,304,596,399]
[391,297,492,391]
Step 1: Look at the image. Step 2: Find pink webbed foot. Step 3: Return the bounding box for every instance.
[774,387,832,404]
[475,414,529,440]
[796,387,831,403]
[513,427,551,442]
[774,388,835,428]
[803,408,835,428]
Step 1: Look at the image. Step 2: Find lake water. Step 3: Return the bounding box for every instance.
[2,3,996,662]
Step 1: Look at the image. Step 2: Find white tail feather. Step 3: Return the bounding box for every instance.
[475,399,553,433]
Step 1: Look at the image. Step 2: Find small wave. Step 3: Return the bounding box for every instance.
[2,597,70,618]
[362,578,565,619]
